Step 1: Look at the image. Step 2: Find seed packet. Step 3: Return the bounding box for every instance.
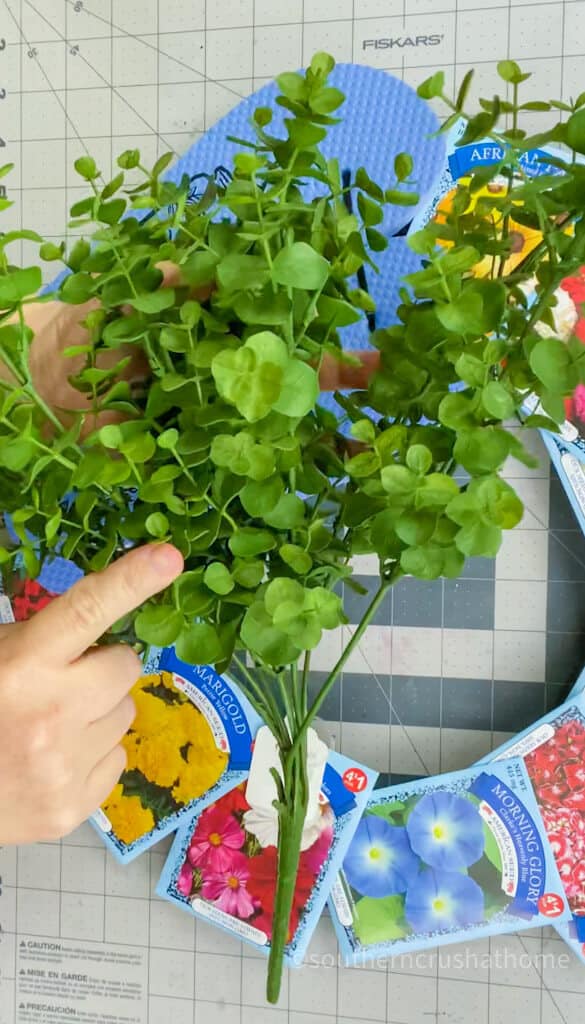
[409,128,585,466]
[541,431,585,535]
[156,746,377,966]
[91,646,262,864]
[477,677,585,958]
[328,758,569,965]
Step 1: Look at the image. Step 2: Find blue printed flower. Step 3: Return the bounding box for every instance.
[406,791,484,871]
[343,815,420,898]
[404,869,484,933]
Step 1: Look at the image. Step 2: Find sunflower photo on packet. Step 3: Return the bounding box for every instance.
[329,757,569,965]
[92,647,262,863]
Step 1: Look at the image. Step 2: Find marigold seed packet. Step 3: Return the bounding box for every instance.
[409,127,585,466]
[91,646,262,864]
[478,672,585,961]
[156,749,377,966]
[329,758,569,965]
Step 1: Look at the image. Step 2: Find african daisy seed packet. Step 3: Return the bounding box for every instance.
[91,646,262,864]
[157,743,377,966]
[329,757,569,966]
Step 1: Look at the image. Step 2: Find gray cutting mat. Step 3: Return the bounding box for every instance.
[1,2,585,1022]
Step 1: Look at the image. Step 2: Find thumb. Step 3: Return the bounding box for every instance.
[23,544,184,664]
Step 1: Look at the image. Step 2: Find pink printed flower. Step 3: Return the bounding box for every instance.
[188,806,245,872]
[300,821,334,876]
[573,384,585,422]
[201,857,255,919]
[177,862,194,898]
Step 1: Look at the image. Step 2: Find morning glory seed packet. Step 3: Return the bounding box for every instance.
[329,758,569,965]
[157,748,377,967]
[91,646,262,864]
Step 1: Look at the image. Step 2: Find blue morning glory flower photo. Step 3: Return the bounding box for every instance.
[405,791,485,871]
[404,868,485,932]
[343,815,420,898]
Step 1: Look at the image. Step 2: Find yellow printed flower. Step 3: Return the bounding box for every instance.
[128,728,186,788]
[102,784,155,846]
[172,743,228,806]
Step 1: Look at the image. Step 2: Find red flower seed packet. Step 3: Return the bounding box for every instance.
[481,685,585,947]
[157,748,377,965]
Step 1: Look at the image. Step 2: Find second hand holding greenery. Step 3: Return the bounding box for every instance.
[1,53,585,1001]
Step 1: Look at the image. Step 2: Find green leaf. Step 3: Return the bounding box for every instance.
[61,272,94,305]
[436,290,484,335]
[415,473,460,509]
[310,51,335,77]
[130,289,175,314]
[455,354,487,388]
[453,427,510,474]
[74,155,99,180]
[157,428,179,450]
[455,520,502,558]
[272,360,319,417]
[417,71,445,99]
[310,86,344,115]
[39,242,64,261]
[229,528,276,557]
[204,562,234,595]
[280,543,312,575]
[176,623,222,666]
[0,439,36,471]
[384,189,419,207]
[350,419,376,444]
[99,424,123,448]
[400,545,445,580]
[0,267,42,306]
[212,346,283,423]
[264,493,305,529]
[276,71,307,102]
[151,152,174,178]
[380,464,418,498]
[395,509,437,546]
[217,253,270,292]
[529,337,574,391]
[145,512,170,538]
[240,476,284,517]
[353,895,406,944]
[240,601,300,666]
[472,476,524,529]
[482,381,515,420]
[567,108,585,155]
[232,559,265,589]
[406,444,432,475]
[394,152,413,182]
[272,242,329,290]
[497,60,528,84]
[135,604,183,646]
[345,451,381,478]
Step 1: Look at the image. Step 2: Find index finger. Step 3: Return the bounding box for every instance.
[24,544,184,664]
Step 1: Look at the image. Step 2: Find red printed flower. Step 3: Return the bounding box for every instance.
[539,804,585,914]
[217,784,251,816]
[246,846,315,941]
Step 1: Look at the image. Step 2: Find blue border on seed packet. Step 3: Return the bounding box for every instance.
[328,758,570,966]
[89,646,263,865]
[541,431,585,536]
[156,749,377,967]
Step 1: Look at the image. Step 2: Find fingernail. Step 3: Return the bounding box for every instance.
[143,543,184,577]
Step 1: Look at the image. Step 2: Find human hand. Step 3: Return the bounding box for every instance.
[0,542,183,845]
